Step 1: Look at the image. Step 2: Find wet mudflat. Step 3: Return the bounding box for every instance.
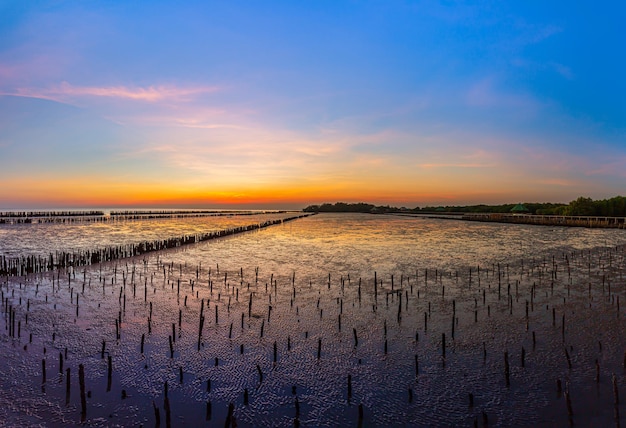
[1,213,626,427]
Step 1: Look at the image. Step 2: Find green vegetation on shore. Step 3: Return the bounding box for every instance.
[303,196,626,216]
[303,202,389,213]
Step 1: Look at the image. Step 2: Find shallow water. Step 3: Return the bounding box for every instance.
[2,213,626,426]
[0,212,299,259]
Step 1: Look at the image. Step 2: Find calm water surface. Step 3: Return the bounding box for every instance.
[2,212,623,268]
[1,213,626,426]
[162,213,626,287]
[0,212,298,258]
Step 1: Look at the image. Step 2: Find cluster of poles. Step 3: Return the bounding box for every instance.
[0,210,297,224]
[0,214,311,276]
[1,222,625,426]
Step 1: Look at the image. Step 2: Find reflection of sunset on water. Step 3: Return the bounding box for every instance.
[1,213,626,425]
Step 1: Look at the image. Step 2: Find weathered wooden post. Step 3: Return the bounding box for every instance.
[79,364,86,422]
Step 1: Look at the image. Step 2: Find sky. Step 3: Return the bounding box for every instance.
[0,1,624,209]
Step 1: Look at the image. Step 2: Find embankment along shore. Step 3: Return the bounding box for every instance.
[396,212,626,229]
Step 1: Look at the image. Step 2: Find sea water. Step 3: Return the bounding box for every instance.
[1,213,626,426]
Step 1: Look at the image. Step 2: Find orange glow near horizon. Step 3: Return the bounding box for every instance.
[2,2,625,213]
[0,173,555,209]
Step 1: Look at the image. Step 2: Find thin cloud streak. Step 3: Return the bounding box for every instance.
[533,178,579,187]
[3,82,219,103]
[1,1,624,208]
[418,163,496,169]
[465,77,542,111]
[585,158,626,178]
[125,113,245,130]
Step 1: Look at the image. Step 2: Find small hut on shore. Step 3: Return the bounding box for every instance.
[510,203,530,214]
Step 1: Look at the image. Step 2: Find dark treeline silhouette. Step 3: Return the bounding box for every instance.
[419,203,566,215]
[304,196,626,217]
[0,213,312,276]
[303,203,397,213]
[303,202,562,214]
[536,196,626,216]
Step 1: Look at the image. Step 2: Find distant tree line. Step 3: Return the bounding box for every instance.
[303,202,391,213]
[303,196,626,217]
[417,203,566,215]
[536,196,626,216]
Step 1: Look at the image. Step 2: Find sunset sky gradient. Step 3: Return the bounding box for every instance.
[1,1,624,209]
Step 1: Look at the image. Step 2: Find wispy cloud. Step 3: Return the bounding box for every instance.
[510,58,575,81]
[123,110,245,130]
[534,178,578,187]
[115,124,386,188]
[418,163,494,169]
[548,62,574,80]
[519,24,562,46]
[417,147,500,169]
[585,157,626,178]
[465,77,540,110]
[3,82,218,103]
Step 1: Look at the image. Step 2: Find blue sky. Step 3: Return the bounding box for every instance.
[0,1,624,208]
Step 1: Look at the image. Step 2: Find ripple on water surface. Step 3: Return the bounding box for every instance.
[1,213,626,426]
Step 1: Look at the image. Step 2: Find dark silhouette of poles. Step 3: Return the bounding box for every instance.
[79,364,86,422]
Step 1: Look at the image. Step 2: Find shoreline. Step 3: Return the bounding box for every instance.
[389,212,626,229]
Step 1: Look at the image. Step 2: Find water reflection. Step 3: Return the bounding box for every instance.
[1,213,626,426]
